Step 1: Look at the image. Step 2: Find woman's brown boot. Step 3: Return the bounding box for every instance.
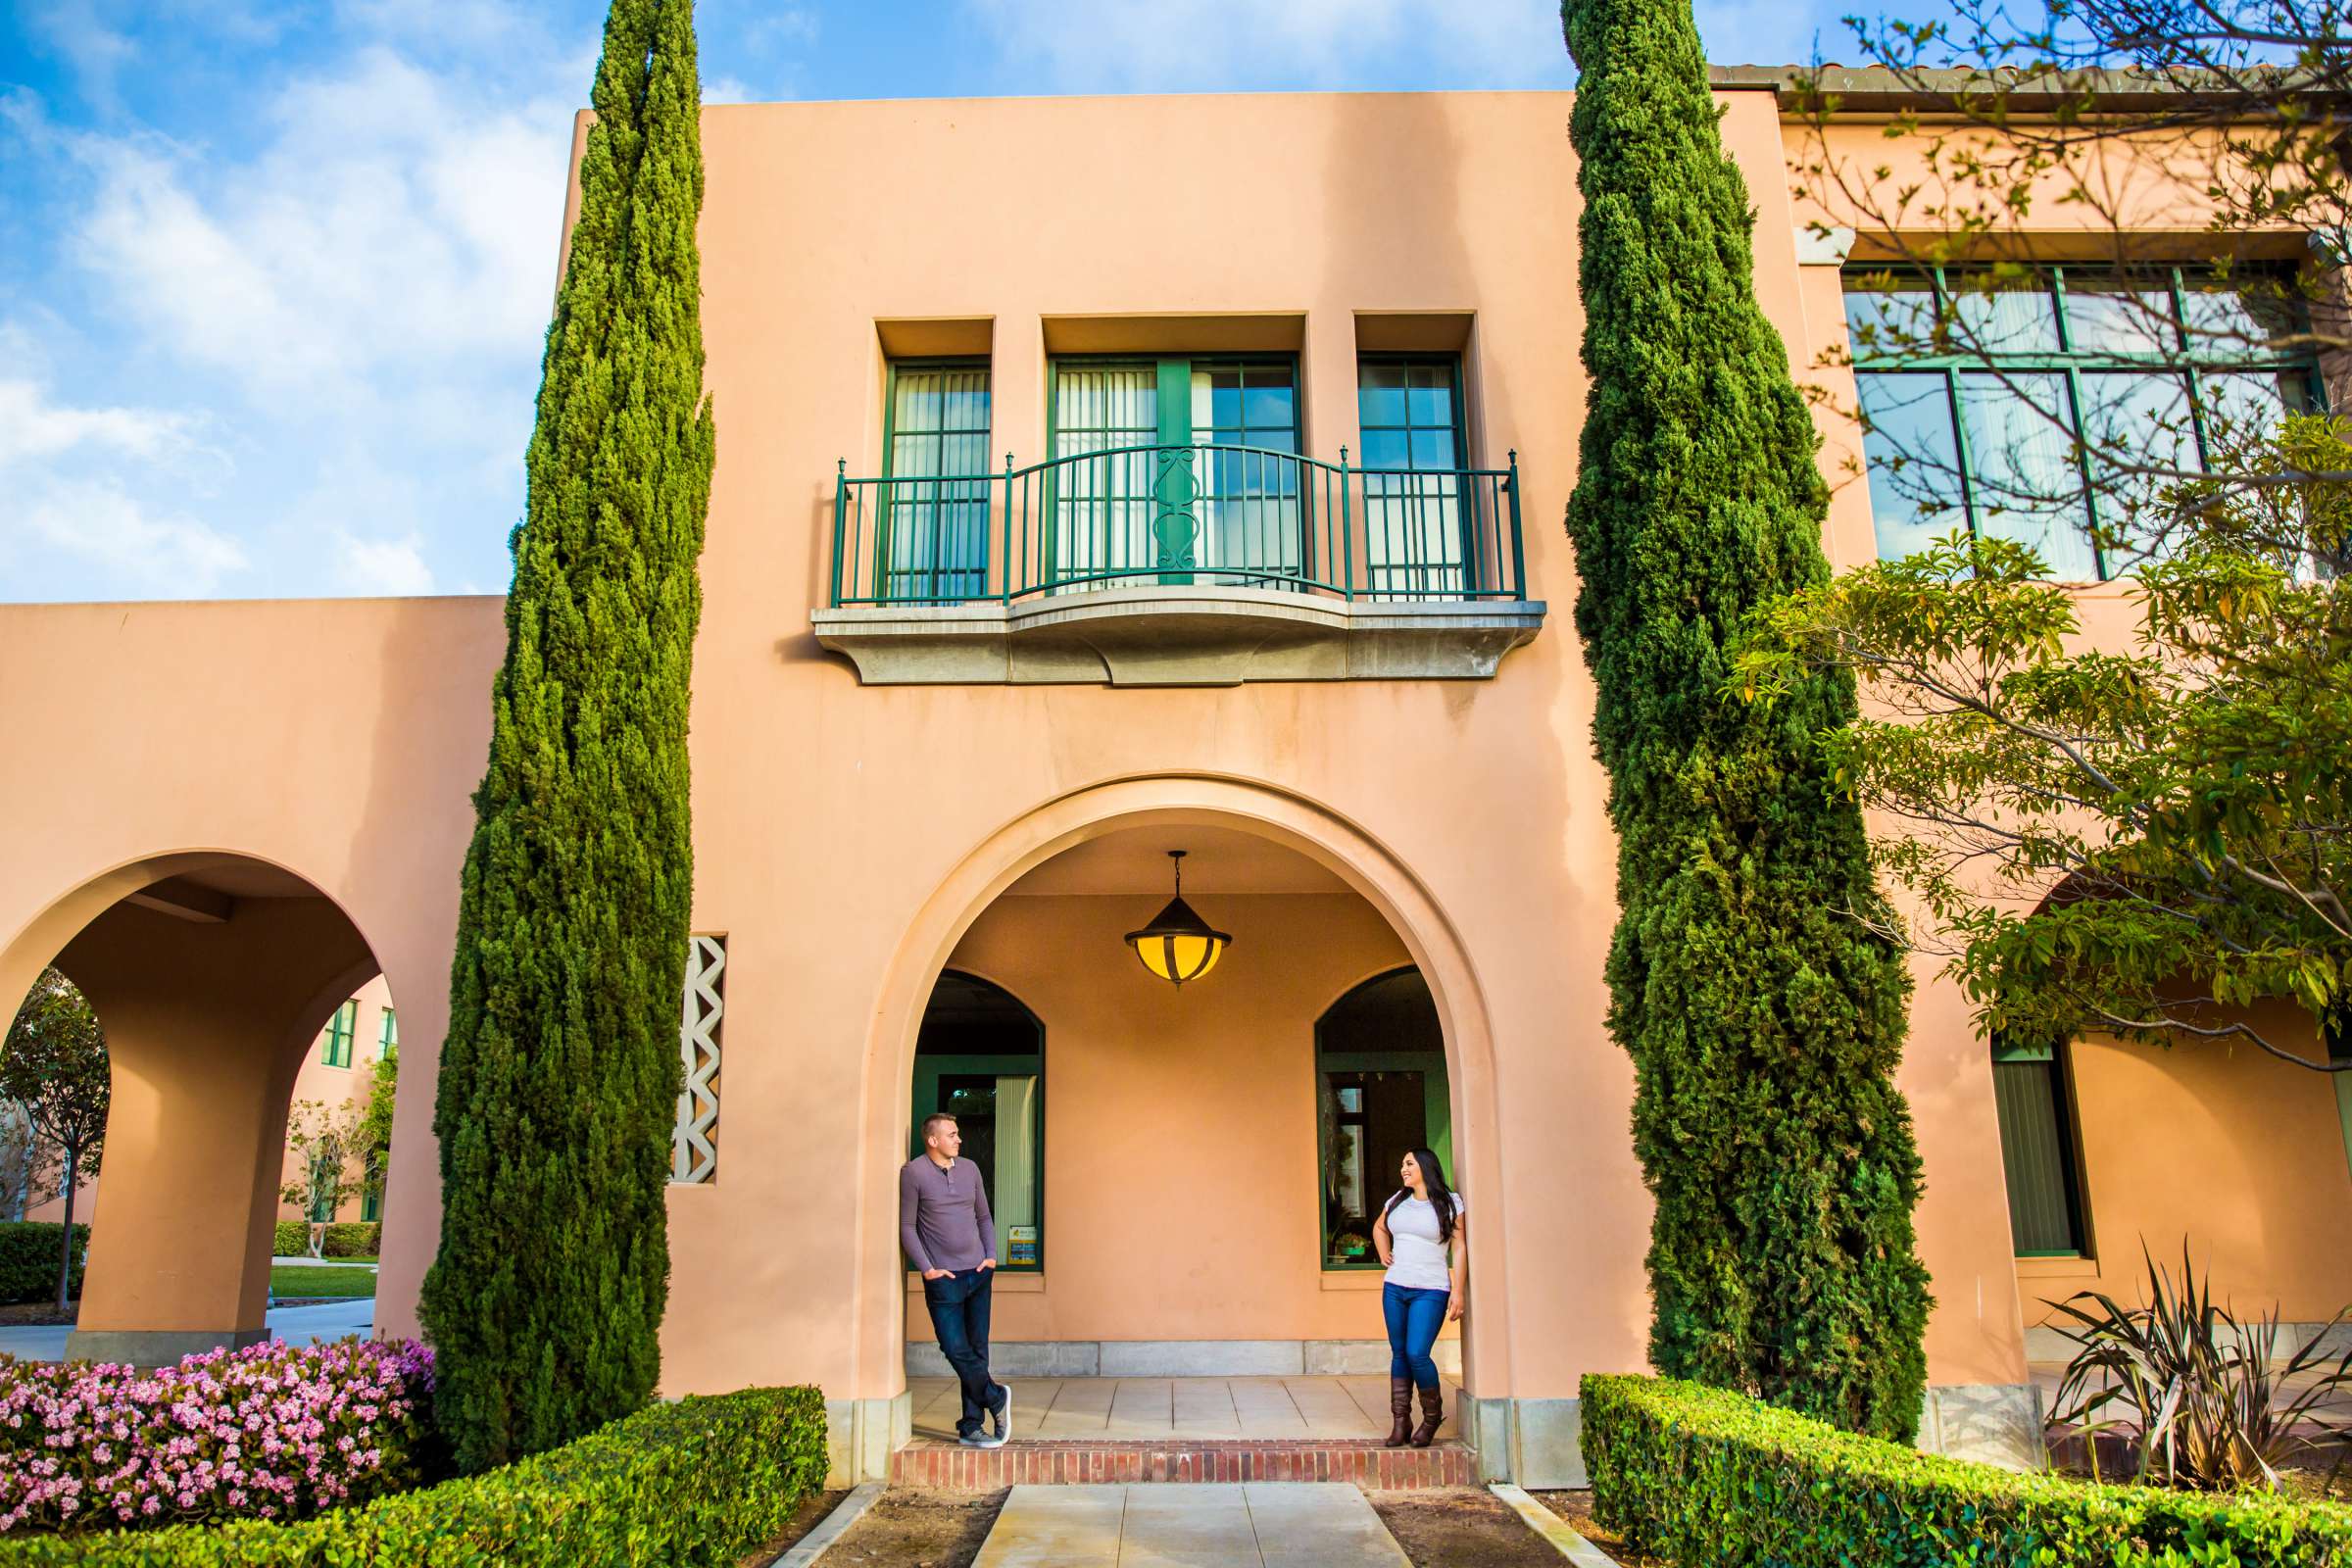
[1385,1377,1413,1446]
[1409,1383,1443,1447]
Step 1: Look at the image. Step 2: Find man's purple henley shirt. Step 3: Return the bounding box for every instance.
[899,1155,997,1273]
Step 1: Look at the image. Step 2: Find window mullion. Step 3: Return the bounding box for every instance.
[2063,365,2108,579]
[1943,367,1981,540]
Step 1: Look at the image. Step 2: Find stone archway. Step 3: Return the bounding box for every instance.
[845,774,1510,1446]
[2,852,387,1363]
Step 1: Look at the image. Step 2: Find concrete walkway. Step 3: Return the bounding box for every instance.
[0,1298,376,1363]
[974,1483,1410,1567]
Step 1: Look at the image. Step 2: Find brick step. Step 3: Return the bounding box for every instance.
[890,1437,1477,1491]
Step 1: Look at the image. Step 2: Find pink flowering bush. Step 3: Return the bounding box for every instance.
[0,1338,435,1535]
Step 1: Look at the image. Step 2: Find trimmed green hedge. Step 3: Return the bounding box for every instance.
[0,1385,826,1564]
[271,1222,381,1258]
[1585,1374,2352,1567]
[0,1223,86,1305]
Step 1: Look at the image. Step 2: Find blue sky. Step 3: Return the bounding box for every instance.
[0,0,1849,603]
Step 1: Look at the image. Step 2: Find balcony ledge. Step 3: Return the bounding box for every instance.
[811,586,1545,686]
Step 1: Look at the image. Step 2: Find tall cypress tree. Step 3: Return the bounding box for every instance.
[419,0,712,1472]
[1559,0,1933,1437]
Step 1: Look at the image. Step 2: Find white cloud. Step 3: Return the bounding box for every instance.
[334,530,437,595]
[0,376,197,466]
[65,47,572,407]
[2,474,248,597]
[964,0,1571,90]
[24,1,137,117]
[703,74,756,104]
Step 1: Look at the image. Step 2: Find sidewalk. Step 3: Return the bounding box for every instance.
[0,1298,376,1363]
[974,1483,1410,1567]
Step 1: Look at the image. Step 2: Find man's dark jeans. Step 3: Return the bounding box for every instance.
[922,1267,1005,1438]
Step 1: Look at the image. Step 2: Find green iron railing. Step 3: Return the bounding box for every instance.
[829,443,1525,608]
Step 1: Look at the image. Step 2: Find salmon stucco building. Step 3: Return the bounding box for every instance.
[1,74,2346,1489]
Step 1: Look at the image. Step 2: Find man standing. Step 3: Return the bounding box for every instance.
[900,1111,1011,1447]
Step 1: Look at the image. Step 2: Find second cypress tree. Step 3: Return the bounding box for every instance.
[419,0,713,1471]
[1559,0,1933,1437]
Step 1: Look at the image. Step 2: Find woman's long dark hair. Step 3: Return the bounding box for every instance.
[1382,1147,1458,1245]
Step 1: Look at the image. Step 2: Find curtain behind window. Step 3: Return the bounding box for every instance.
[1053,366,1157,589]
[885,366,991,602]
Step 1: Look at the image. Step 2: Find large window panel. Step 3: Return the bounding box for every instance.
[883,362,992,602]
[2059,273,2180,357]
[1358,357,1470,599]
[1192,362,1300,585]
[2079,371,2198,564]
[1840,270,1939,358]
[1951,276,2062,353]
[2198,368,2315,452]
[1854,371,1969,561]
[2180,274,2301,351]
[1955,371,2100,580]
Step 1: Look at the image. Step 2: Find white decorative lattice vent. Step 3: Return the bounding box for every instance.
[673,934,725,1183]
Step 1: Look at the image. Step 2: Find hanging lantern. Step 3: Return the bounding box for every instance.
[1124,850,1232,987]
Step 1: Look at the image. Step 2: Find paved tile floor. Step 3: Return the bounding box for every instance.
[910,1375,1464,1443]
[973,1483,1410,1567]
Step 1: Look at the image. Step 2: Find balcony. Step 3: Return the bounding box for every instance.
[810,443,1545,685]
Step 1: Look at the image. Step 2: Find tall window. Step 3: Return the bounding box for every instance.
[377,1006,398,1056]
[320,1000,356,1069]
[907,972,1045,1272]
[1048,358,1300,589]
[881,361,992,603]
[1989,1035,2087,1256]
[1358,357,1469,598]
[1316,967,1452,1269]
[1844,266,2323,577]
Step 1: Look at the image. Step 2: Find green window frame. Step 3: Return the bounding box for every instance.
[377,1006,397,1056]
[362,1189,381,1223]
[320,1000,356,1069]
[1843,264,2327,579]
[1356,355,1473,598]
[1989,1035,2089,1257]
[1314,967,1452,1271]
[879,359,993,603]
[907,971,1046,1274]
[1046,356,1302,588]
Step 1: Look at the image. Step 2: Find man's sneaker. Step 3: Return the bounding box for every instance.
[985,1387,1012,1447]
[957,1428,988,1447]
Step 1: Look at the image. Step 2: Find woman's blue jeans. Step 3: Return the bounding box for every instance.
[1382,1281,1449,1387]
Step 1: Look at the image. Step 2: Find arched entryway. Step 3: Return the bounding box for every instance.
[1,852,389,1362]
[852,774,1507,1453]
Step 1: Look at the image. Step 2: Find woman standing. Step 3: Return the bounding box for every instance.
[1371,1147,1465,1447]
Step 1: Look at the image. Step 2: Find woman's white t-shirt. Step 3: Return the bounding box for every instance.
[1382,1193,1465,1292]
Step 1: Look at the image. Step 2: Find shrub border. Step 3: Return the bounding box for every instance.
[1584,1373,2352,1568]
[0,1385,825,1565]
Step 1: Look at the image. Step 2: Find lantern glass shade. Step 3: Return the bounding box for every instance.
[1124,894,1231,986]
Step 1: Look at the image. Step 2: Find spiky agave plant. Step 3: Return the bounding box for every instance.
[2045,1243,2352,1491]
